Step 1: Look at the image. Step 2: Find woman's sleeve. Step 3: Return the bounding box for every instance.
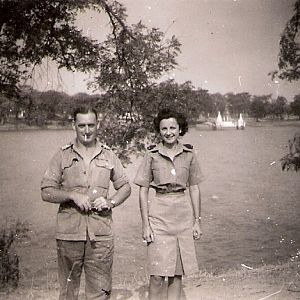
[188,152,204,186]
[133,152,153,187]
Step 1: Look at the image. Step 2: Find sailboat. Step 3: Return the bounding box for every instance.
[237,113,246,130]
[212,111,246,130]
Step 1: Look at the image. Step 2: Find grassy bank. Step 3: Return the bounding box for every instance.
[1,261,299,300]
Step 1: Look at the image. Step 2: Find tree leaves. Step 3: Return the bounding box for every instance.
[0,0,125,96]
[281,133,300,172]
[271,0,300,81]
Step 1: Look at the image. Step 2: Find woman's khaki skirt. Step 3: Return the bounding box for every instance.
[147,192,199,276]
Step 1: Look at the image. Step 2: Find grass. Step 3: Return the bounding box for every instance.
[0,220,30,292]
[0,261,298,299]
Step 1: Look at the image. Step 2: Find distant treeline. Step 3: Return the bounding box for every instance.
[1,82,299,127]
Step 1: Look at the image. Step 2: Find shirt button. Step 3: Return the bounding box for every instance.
[83,171,86,174]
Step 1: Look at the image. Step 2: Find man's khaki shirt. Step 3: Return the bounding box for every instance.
[41,139,129,241]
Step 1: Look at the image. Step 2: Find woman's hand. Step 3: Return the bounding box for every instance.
[143,225,154,243]
[193,220,202,240]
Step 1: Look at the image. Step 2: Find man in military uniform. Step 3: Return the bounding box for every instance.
[41,106,131,299]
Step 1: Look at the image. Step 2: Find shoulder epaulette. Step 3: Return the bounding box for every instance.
[61,143,72,150]
[147,144,158,151]
[102,144,111,150]
[184,143,193,149]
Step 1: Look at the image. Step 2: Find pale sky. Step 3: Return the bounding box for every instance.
[33,0,299,101]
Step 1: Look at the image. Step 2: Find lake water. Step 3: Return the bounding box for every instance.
[0,122,299,284]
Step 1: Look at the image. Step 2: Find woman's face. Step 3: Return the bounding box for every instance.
[159,117,180,145]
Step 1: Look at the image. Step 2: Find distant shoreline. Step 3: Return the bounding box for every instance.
[0,123,72,131]
[0,118,299,132]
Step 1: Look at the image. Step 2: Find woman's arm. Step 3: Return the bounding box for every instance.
[189,184,202,239]
[139,186,154,243]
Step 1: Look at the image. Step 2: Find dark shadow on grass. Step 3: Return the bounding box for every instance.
[130,283,187,300]
[181,285,187,300]
[135,284,148,299]
[111,288,133,299]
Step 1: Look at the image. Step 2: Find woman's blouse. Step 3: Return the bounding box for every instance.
[134,142,203,193]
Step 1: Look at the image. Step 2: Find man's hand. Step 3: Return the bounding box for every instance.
[71,192,92,212]
[92,196,111,211]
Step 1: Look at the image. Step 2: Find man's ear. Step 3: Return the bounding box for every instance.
[72,120,76,131]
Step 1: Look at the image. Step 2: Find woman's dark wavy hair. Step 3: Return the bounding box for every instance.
[153,108,188,136]
[73,106,98,121]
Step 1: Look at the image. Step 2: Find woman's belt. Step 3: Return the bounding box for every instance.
[155,188,185,194]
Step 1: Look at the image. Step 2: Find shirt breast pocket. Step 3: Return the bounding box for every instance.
[151,165,169,184]
[61,157,82,184]
[94,159,113,188]
[177,165,189,184]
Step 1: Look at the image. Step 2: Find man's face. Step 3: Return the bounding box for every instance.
[74,112,98,146]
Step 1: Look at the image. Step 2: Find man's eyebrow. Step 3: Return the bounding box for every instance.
[77,123,96,125]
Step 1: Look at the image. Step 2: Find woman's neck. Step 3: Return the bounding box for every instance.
[163,141,178,149]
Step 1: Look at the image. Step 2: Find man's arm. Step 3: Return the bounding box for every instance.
[41,187,92,212]
[41,149,92,212]
[109,182,131,207]
[92,183,131,210]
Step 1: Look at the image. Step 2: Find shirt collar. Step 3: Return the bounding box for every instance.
[157,141,186,158]
[70,138,104,158]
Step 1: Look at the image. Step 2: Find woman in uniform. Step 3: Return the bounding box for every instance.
[134,108,203,300]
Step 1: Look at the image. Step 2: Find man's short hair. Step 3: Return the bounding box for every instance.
[73,106,98,121]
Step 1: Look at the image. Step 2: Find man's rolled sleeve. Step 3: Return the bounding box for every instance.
[188,153,204,186]
[133,153,152,187]
[111,153,129,190]
[41,150,62,190]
